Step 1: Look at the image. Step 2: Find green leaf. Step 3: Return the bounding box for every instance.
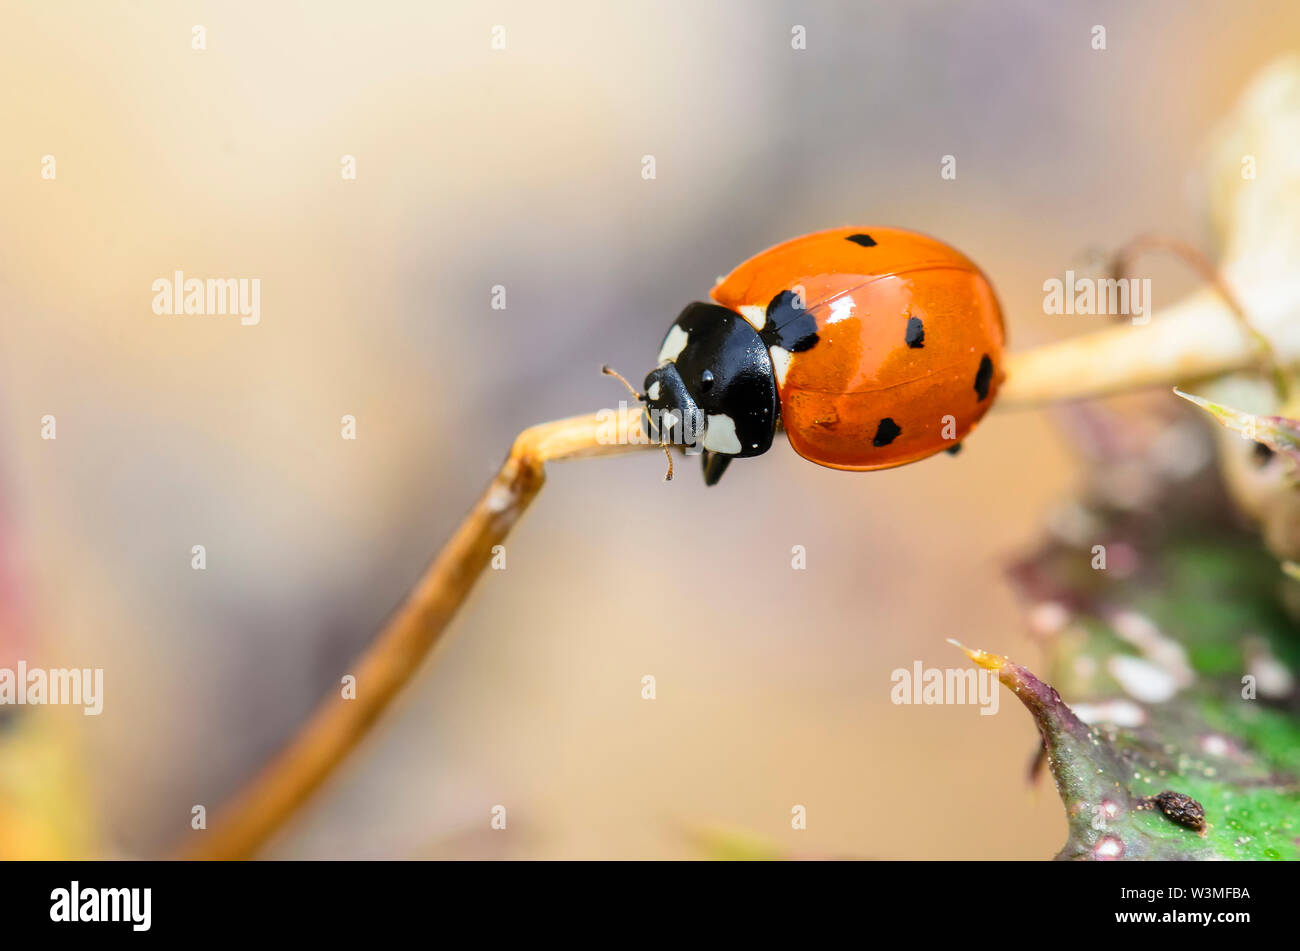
[987,407,1300,860]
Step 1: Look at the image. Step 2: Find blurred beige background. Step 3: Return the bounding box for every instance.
[2,1,1297,858]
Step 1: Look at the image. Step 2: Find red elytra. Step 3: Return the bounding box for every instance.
[710,226,1006,470]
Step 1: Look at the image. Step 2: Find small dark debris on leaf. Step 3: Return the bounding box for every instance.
[1139,790,1207,834]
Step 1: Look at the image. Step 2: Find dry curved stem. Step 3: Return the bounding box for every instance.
[184,290,1299,859]
[182,407,646,860]
[1001,281,1298,405]
[1109,233,1289,401]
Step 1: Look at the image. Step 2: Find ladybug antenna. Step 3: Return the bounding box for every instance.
[659,443,674,481]
[636,394,675,482]
[601,365,644,401]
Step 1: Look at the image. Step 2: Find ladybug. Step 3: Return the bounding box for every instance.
[623,226,1006,485]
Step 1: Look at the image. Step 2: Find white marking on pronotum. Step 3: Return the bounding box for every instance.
[703,414,741,453]
[647,381,661,401]
[738,304,766,331]
[769,345,793,386]
[657,325,689,364]
[826,294,855,325]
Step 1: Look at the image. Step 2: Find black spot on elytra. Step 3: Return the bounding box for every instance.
[905,316,925,348]
[873,417,901,447]
[760,290,819,353]
[846,233,877,247]
[974,354,993,401]
[945,442,962,456]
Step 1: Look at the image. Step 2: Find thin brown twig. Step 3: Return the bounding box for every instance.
[1109,233,1290,402]
[181,407,647,860]
[183,300,1297,858]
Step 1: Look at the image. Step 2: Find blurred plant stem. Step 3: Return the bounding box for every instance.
[182,408,643,859]
[1108,233,1289,402]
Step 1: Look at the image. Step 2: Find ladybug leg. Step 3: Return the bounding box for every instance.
[945,443,963,456]
[701,450,733,486]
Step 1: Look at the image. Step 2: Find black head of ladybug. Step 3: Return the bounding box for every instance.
[642,302,779,485]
